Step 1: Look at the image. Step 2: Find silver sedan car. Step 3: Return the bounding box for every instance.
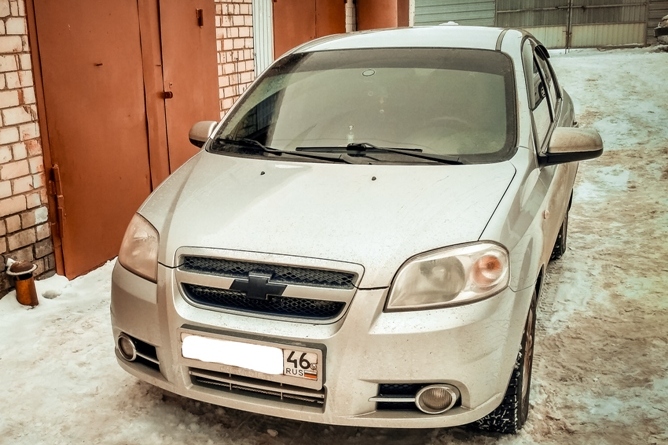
[111,26,602,434]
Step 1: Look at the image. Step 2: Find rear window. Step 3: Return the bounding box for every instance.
[214,48,517,163]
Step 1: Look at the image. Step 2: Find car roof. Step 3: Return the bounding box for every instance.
[293,26,521,54]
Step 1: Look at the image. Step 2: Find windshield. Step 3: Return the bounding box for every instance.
[212,48,516,163]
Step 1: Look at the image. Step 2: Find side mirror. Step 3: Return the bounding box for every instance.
[188,121,218,148]
[540,127,603,166]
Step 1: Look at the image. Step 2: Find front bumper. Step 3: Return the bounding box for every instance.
[110,262,533,428]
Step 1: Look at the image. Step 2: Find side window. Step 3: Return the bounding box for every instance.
[521,43,538,108]
[522,40,555,152]
[532,59,547,109]
[532,58,552,149]
[535,54,557,113]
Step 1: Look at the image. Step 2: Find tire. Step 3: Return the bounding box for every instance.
[473,291,537,434]
[550,211,568,261]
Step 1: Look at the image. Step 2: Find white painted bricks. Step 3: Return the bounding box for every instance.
[0,0,52,295]
[215,0,255,116]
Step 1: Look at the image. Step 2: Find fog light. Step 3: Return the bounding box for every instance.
[415,384,459,414]
[117,334,137,361]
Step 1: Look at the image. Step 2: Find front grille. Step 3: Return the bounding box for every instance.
[181,256,357,289]
[183,284,346,319]
[190,368,325,409]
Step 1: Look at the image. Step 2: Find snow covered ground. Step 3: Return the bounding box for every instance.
[1,46,667,445]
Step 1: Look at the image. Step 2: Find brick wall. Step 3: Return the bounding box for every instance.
[346,0,357,32]
[215,0,255,116]
[0,0,53,296]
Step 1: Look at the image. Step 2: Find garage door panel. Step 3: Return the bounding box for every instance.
[414,0,495,26]
[495,0,647,47]
[273,0,316,58]
[159,0,220,172]
[33,0,152,278]
[571,23,646,46]
[315,0,345,37]
[522,26,568,48]
[571,5,648,24]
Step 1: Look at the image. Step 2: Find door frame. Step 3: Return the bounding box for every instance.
[25,0,64,275]
[253,0,274,75]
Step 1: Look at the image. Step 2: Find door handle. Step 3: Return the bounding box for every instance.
[162,91,174,99]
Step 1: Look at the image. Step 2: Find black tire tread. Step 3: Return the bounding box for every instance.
[550,212,568,261]
[473,292,536,434]
[473,352,524,434]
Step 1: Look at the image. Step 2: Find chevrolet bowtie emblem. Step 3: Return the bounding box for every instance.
[230,272,286,300]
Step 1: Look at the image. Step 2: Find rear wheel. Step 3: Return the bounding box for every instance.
[473,291,537,434]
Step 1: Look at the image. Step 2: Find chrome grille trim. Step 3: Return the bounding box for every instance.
[137,351,159,365]
[190,368,326,408]
[369,396,416,403]
[181,256,358,289]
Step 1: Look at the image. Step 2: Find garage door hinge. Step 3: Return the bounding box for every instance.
[49,164,66,237]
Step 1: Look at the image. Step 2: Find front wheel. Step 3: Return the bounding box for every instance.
[550,210,569,261]
[473,291,537,434]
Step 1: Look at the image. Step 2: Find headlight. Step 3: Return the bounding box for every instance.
[386,242,509,311]
[118,213,159,282]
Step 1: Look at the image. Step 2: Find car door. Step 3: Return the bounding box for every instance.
[523,39,577,264]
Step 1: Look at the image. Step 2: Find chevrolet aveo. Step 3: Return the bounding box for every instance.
[111,26,602,434]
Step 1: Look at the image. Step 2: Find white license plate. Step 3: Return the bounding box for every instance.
[181,335,319,381]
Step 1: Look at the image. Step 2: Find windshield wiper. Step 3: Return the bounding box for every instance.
[296,142,463,165]
[212,138,352,164]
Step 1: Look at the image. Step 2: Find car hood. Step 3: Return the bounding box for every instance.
[140,152,516,288]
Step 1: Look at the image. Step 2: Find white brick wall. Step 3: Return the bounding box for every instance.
[0,0,53,296]
[215,0,255,116]
[346,0,357,32]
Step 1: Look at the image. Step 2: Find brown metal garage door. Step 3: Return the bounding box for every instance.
[160,0,220,171]
[31,0,219,278]
[272,0,345,58]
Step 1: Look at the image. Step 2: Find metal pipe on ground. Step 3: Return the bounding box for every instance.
[7,261,39,307]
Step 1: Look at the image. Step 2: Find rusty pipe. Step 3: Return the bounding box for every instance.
[7,261,39,307]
